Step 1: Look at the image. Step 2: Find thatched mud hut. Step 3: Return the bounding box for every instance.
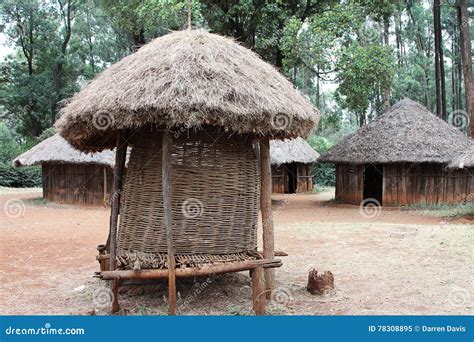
[13,134,115,205]
[270,137,319,193]
[56,29,319,314]
[318,98,471,206]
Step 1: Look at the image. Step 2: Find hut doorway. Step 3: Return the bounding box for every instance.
[363,164,383,205]
[286,163,298,193]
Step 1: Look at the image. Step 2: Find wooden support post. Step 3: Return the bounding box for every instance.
[251,267,266,315]
[107,131,128,268]
[111,279,122,314]
[259,137,275,299]
[106,131,127,314]
[162,130,177,316]
[103,166,107,204]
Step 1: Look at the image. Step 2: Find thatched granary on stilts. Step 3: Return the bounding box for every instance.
[270,137,319,193]
[13,134,116,206]
[56,29,319,314]
[318,99,472,206]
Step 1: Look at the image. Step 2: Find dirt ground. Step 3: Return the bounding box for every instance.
[0,188,472,315]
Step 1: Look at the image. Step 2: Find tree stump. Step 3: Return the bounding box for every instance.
[306,269,334,295]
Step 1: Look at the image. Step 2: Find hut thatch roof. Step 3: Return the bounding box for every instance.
[270,137,319,165]
[447,141,474,169]
[318,98,471,165]
[13,134,116,167]
[55,29,319,152]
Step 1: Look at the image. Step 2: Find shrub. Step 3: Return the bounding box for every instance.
[0,163,42,187]
[313,163,335,187]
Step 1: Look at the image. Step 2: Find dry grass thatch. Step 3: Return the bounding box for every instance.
[270,137,319,165]
[13,134,116,167]
[318,98,471,165]
[447,140,474,169]
[55,29,319,152]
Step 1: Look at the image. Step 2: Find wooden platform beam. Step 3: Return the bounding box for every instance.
[96,259,282,280]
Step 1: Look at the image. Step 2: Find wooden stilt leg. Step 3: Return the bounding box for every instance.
[162,130,177,315]
[106,132,127,314]
[251,266,266,315]
[111,279,122,313]
[259,137,275,299]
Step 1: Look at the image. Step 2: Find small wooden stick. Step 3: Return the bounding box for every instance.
[162,130,177,315]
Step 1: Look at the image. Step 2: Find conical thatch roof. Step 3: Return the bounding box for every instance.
[55,29,319,152]
[318,98,471,165]
[270,137,319,165]
[447,141,474,169]
[13,134,116,167]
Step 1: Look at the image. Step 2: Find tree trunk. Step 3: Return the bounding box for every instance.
[395,10,403,69]
[51,0,73,125]
[451,37,457,112]
[382,16,391,112]
[434,0,447,120]
[458,0,474,136]
[407,3,431,109]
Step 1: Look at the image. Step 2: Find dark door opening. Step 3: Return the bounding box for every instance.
[286,163,298,194]
[363,164,383,205]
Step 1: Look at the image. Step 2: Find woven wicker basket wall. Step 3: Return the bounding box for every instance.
[117,126,260,256]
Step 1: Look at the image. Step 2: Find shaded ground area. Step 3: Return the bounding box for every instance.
[0,188,472,315]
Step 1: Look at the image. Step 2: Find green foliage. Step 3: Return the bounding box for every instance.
[307,135,335,186]
[0,122,41,187]
[336,43,396,124]
[313,163,335,186]
[0,164,41,187]
[0,0,470,188]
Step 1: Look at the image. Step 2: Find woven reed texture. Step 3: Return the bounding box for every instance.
[116,251,260,270]
[117,126,260,256]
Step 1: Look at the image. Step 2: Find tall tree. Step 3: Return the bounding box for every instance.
[0,0,54,138]
[51,0,77,124]
[406,0,432,110]
[433,0,447,120]
[457,0,473,136]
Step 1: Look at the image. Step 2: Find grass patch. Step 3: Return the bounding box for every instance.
[409,202,474,218]
[25,197,51,206]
